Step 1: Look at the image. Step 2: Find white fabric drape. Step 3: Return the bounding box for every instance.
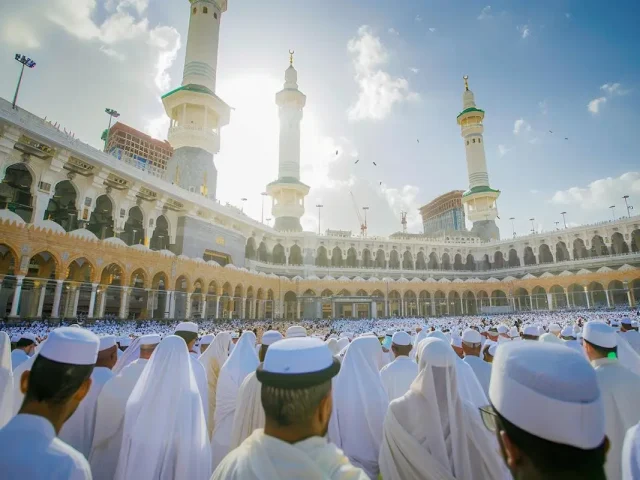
[0,332,13,428]
[211,331,258,469]
[329,336,389,479]
[326,338,341,356]
[11,353,36,416]
[379,338,507,480]
[112,337,142,375]
[229,371,264,450]
[114,336,211,480]
[199,332,231,438]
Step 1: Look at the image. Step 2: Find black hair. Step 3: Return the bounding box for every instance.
[24,355,94,405]
[391,343,412,356]
[16,339,35,348]
[174,331,198,345]
[261,380,331,427]
[495,410,606,479]
[584,339,617,358]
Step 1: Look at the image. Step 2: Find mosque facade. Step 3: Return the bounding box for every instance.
[0,1,639,321]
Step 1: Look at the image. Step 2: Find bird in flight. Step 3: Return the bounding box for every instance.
[417,139,420,143]
[565,137,569,140]
[335,150,339,155]
[373,162,377,166]
[548,130,553,134]
[354,159,359,164]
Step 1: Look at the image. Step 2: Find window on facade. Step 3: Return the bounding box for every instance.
[472,138,476,143]
[214,12,218,19]
[192,7,196,14]
[203,6,208,13]
[478,138,481,143]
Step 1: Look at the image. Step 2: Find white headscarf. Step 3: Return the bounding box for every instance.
[211,331,259,469]
[326,338,341,356]
[199,331,232,437]
[0,332,13,428]
[112,336,142,375]
[379,338,506,480]
[329,336,389,479]
[114,336,211,480]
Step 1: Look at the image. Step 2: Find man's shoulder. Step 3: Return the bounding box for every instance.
[51,438,92,476]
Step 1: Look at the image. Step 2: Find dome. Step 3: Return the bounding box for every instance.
[35,219,65,234]
[466,277,481,283]
[619,264,637,272]
[70,228,98,241]
[596,266,613,273]
[382,277,394,283]
[486,277,500,283]
[540,272,554,278]
[367,277,380,283]
[396,277,409,283]
[352,276,365,282]
[104,236,127,247]
[207,260,221,267]
[225,263,237,269]
[501,276,517,282]
[258,271,267,276]
[452,278,464,283]
[129,243,149,251]
[522,273,537,280]
[238,267,249,272]
[158,249,175,257]
[267,273,278,279]
[425,277,437,283]
[558,270,573,277]
[307,274,320,280]
[337,276,351,282]
[292,275,304,281]
[410,277,422,283]
[177,254,190,261]
[576,269,591,275]
[323,275,336,281]
[193,258,205,264]
[0,209,25,225]
[438,278,451,283]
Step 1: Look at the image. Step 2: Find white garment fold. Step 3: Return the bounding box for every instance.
[199,332,231,438]
[114,335,211,480]
[211,331,258,469]
[329,336,389,479]
[0,332,13,428]
[212,429,368,480]
[229,371,264,450]
[380,356,418,402]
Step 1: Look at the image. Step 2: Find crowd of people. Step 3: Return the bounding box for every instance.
[0,308,640,479]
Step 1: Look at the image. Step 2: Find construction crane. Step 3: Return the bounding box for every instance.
[401,211,407,233]
[350,191,367,237]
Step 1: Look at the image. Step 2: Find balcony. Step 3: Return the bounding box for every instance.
[167,125,219,154]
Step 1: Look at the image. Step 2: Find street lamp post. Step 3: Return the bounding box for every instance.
[240,197,247,212]
[560,211,567,229]
[509,217,515,238]
[316,204,323,235]
[12,54,36,110]
[609,205,616,221]
[529,218,535,235]
[260,192,268,223]
[104,108,120,151]
[362,206,369,237]
[554,221,560,230]
[623,195,633,218]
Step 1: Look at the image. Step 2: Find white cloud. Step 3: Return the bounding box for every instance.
[2,19,41,48]
[117,0,149,15]
[565,13,571,19]
[497,144,511,157]
[538,99,548,115]
[379,184,422,231]
[528,137,539,144]
[347,26,419,122]
[415,15,422,22]
[429,27,436,33]
[99,45,125,61]
[478,6,492,20]
[409,67,419,74]
[588,96,607,114]
[530,189,539,194]
[601,82,629,96]
[518,24,531,39]
[513,118,531,135]
[388,28,399,36]
[550,172,640,211]
[148,26,181,91]
[144,114,170,141]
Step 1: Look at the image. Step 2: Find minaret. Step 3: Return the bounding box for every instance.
[161,0,231,200]
[457,75,500,241]
[266,51,310,232]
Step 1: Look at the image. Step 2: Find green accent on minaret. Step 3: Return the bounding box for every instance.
[161,83,215,99]
[266,177,309,188]
[457,107,485,119]
[462,185,500,197]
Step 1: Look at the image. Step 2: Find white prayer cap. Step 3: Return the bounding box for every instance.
[583,322,617,349]
[231,331,239,339]
[488,344,498,357]
[175,321,198,334]
[139,334,161,345]
[257,337,340,388]
[497,325,508,334]
[523,325,539,337]
[262,330,284,346]
[462,328,482,344]
[548,323,561,333]
[19,333,38,343]
[539,333,563,344]
[391,331,411,346]
[99,335,116,351]
[120,337,131,347]
[69,324,81,328]
[561,326,575,338]
[200,334,214,344]
[40,327,100,365]
[11,335,19,343]
[621,318,632,326]
[633,321,639,328]
[508,327,520,339]
[450,335,462,348]
[385,329,394,336]
[489,341,605,449]
[286,325,307,338]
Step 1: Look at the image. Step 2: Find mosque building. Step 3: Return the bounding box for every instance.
[0,1,639,321]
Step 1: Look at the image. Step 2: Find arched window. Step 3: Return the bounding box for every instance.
[214,12,218,19]
[203,6,208,13]
[192,7,196,14]
[478,138,481,143]
[472,138,476,143]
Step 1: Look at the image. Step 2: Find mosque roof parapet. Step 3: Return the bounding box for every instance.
[34,219,66,234]
[0,210,26,225]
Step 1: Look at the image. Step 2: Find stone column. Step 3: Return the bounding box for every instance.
[605,290,611,308]
[460,298,464,315]
[88,283,98,318]
[164,291,172,318]
[169,291,176,318]
[215,296,221,318]
[185,292,192,319]
[51,280,62,318]
[331,301,336,318]
[201,295,207,319]
[565,291,571,309]
[251,299,257,319]
[430,301,436,316]
[584,286,591,309]
[547,293,553,311]
[119,287,129,320]
[625,282,634,307]
[372,301,377,319]
[72,286,81,318]
[9,275,25,318]
[37,283,47,318]
[489,296,493,307]
[145,289,154,319]
[352,302,356,318]
[297,301,301,320]
[96,289,107,318]
[529,295,534,311]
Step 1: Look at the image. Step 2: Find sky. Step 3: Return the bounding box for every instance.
[1,0,639,238]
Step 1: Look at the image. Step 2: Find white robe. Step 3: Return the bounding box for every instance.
[0,413,92,480]
[11,353,36,415]
[190,355,209,428]
[10,349,29,371]
[229,371,264,450]
[59,366,114,458]
[0,332,13,428]
[462,355,492,397]
[592,358,640,480]
[380,356,419,402]
[622,330,640,355]
[622,422,640,480]
[212,429,368,480]
[89,359,148,480]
